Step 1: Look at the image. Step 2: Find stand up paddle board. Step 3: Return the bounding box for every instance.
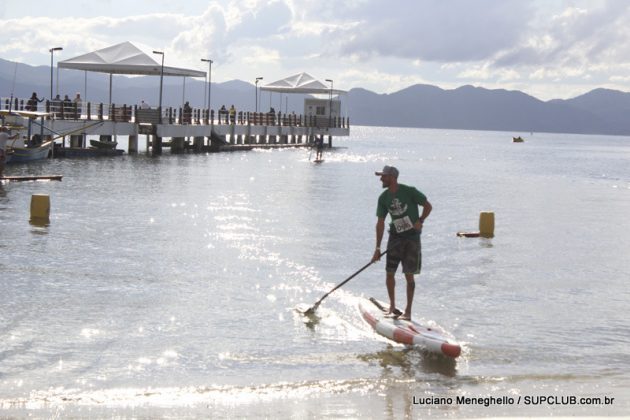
[359,297,461,358]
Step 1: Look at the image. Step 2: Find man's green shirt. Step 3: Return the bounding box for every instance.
[376,184,427,237]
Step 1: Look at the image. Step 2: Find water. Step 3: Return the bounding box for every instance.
[1,127,629,418]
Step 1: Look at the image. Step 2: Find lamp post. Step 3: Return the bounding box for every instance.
[325,79,333,127]
[153,50,164,123]
[49,47,63,99]
[255,77,263,112]
[201,58,213,112]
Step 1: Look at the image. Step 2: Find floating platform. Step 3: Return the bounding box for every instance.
[54,147,125,158]
[0,175,63,182]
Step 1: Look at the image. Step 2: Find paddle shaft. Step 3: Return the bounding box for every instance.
[309,250,387,311]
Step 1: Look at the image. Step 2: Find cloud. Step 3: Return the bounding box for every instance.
[4,0,630,99]
[323,0,535,62]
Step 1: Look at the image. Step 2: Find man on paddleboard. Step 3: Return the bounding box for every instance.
[372,165,432,321]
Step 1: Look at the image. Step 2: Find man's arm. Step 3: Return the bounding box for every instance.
[372,217,385,262]
[414,200,432,231]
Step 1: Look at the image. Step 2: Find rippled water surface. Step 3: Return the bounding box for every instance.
[1,127,629,418]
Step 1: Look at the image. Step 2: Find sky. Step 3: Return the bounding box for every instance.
[2,0,630,100]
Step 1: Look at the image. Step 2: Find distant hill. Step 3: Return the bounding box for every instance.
[2,58,630,136]
[346,84,630,135]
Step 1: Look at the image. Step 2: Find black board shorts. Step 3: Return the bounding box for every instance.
[386,232,422,275]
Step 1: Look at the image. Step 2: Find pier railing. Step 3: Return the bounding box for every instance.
[2,97,350,129]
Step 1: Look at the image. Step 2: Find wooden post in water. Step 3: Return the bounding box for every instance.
[172,137,185,153]
[153,135,163,155]
[128,135,138,154]
[193,136,202,152]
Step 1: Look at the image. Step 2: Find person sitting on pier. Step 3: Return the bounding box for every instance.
[140,100,150,109]
[26,92,44,112]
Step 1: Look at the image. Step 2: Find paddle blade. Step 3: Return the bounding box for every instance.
[295,302,318,315]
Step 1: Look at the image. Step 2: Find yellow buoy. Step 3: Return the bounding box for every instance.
[30,194,50,224]
[479,211,495,238]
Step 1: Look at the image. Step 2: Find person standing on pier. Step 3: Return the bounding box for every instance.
[371,165,432,321]
[229,105,236,124]
[183,101,192,124]
[63,95,72,116]
[26,92,44,112]
[219,105,227,124]
[73,93,83,118]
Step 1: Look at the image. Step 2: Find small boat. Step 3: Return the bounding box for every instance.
[8,141,52,163]
[512,136,525,143]
[90,139,118,149]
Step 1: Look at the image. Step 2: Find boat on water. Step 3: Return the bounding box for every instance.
[513,136,525,143]
[2,109,52,163]
[89,139,118,149]
[7,140,52,163]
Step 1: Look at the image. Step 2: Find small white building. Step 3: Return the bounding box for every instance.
[304,98,341,119]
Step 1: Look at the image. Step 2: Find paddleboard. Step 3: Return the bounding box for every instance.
[359,297,461,358]
[313,159,324,163]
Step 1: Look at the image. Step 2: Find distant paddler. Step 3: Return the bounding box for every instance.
[314,135,324,161]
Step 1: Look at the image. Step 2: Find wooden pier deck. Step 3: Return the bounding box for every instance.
[2,100,350,156]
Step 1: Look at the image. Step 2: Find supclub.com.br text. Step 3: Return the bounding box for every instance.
[413,395,615,407]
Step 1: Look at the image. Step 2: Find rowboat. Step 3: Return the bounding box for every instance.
[89,139,118,149]
[8,141,52,163]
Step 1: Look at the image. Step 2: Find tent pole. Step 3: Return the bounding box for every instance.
[109,73,113,106]
[182,77,186,110]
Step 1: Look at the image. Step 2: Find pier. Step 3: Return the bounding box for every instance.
[2,98,350,156]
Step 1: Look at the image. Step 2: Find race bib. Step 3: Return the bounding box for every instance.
[393,216,413,233]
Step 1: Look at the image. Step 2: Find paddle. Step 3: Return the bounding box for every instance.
[300,250,387,315]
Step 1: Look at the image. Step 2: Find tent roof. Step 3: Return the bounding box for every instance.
[260,72,345,94]
[58,42,205,78]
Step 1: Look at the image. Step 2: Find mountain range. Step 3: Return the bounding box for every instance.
[2,58,630,136]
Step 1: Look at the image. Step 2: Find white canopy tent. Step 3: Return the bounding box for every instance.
[260,72,345,95]
[58,41,205,105]
[260,72,346,115]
